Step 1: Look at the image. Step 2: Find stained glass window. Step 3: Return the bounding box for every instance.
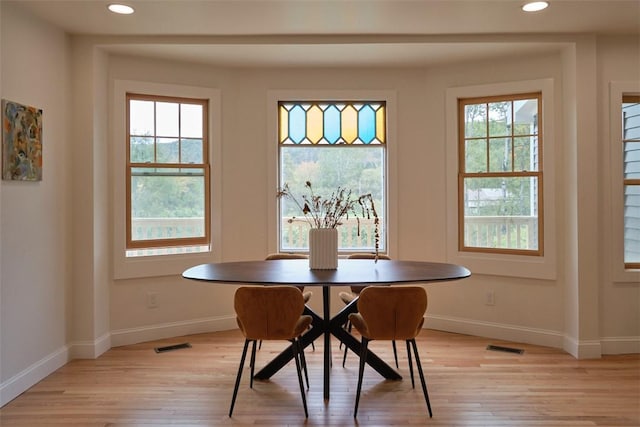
[279,102,385,145]
[278,100,387,253]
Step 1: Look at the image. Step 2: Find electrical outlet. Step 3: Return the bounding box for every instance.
[147,292,158,309]
[485,291,495,306]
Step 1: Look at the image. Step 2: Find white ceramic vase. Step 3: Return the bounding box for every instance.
[308,228,338,269]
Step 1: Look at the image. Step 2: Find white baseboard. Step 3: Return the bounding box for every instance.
[563,335,602,359]
[110,315,237,348]
[69,332,112,359]
[600,336,640,355]
[425,314,566,350]
[0,345,69,407]
[427,314,639,358]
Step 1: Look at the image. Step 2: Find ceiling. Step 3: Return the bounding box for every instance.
[9,0,640,67]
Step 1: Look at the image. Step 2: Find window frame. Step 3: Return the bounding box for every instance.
[267,90,398,257]
[609,81,640,282]
[622,94,640,270]
[113,80,221,280]
[457,92,544,256]
[446,79,556,280]
[125,93,210,251]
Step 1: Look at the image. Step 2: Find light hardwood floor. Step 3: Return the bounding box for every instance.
[1,329,638,426]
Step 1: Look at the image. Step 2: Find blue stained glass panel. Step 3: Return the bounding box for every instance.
[324,105,341,144]
[359,104,376,144]
[289,105,306,144]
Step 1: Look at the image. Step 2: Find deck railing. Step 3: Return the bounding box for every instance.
[127,215,538,253]
[464,216,537,250]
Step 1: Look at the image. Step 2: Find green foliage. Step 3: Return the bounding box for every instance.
[129,137,205,219]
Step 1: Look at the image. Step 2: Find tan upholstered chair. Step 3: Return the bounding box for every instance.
[338,253,396,368]
[263,253,314,351]
[230,286,312,418]
[348,286,432,418]
[265,253,312,303]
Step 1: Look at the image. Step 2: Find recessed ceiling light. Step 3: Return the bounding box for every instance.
[522,1,549,12]
[108,4,135,15]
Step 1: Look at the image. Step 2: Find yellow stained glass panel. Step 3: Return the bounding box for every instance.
[341,104,358,144]
[279,105,288,143]
[306,104,323,144]
[376,107,386,143]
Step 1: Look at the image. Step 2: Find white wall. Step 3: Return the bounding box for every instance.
[1,1,638,407]
[102,48,576,350]
[598,36,640,350]
[0,3,72,405]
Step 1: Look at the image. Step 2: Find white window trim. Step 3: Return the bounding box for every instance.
[266,89,398,257]
[112,80,222,279]
[609,81,640,283]
[445,79,557,280]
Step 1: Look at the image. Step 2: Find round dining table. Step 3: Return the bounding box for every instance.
[183,258,471,400]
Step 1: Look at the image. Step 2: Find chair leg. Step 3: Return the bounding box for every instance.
[292,338,309,418]
[342,320,354,366]
[392,340,399,369]
[354,337,369,418]
[410,339,433,418]
[229,339,250,417]
[249,340,257,389]
[342,335,350,367]
[406,340,415,388]
[296,339,310,390]
[340,319,353,349]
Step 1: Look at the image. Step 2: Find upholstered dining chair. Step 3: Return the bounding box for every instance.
[348,286,432,418]
[265,253,312,303]
[338,253,396,368]
[263,253,314,351]
[229,286,312,418]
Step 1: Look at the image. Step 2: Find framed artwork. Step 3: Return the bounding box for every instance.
[2,99,43,181]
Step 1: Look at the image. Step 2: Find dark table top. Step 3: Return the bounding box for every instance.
[182,259,471,286]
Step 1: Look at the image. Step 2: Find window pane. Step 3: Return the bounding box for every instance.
[623,102,640,140]
[130,100,154,136]
[624,184,640,264]
[488,101,511,137]
[624,142,640,179]
[156,102,179,137]
[130,172,205,242]
[514,136,536,172]
[489,137,511,172]
[280,146,385,252]
[463,176,539,251]
[465,139,487,173]
[181,138,203,163]
[181,104,203,138]
[464,104,487,138]
[130,136,154,163]
[514,98,538,135]
[157,138,179,163]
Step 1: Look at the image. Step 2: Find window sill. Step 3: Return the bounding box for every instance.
[114,251,217,280]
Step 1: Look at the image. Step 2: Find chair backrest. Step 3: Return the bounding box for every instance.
[265,253,308,292]
[356,286,427,341]
[234,286,306,341]
[347,253,392,294]
[265,253,308,260]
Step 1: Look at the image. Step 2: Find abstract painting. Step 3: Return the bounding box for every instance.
[2,99,43,181]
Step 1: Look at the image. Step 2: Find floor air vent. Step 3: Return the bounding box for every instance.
[486,344,524,354]
[154,343,192,353]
